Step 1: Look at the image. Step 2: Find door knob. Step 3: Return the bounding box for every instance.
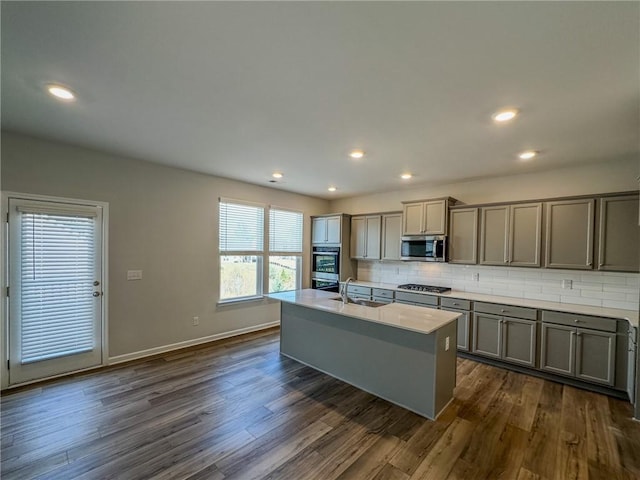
[93,292,101,297]
[93,281,100,286]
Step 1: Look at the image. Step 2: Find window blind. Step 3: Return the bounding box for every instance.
[20,211,96,364]
[219,200,264,252]
[269,208,303,252]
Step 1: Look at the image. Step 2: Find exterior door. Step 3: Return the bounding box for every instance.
[8,198,105,385]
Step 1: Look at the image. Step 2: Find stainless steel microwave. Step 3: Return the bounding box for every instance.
[400,235,447,262]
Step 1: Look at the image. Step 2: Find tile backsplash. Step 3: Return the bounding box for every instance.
[357,261,640,310]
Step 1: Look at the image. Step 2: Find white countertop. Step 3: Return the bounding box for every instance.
[348,280,640,328]
[268,289,460,335]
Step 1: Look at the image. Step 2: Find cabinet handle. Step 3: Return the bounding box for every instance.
[573,319,581,323]
[576,331,582,336]
[453,302,459,306]
[501,309,508,313]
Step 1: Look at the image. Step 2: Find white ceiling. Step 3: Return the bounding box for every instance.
[2,2,639,199]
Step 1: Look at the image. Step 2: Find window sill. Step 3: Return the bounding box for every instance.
[217,295,265,306]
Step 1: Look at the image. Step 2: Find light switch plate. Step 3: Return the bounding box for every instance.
[127,270,143,281]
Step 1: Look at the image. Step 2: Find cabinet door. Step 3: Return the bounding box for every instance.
[502,318,537,367]
[449,208,478,264]
[540,323,575,377]
[326,216,341,244]
[312,217,326,244]
[381,214,402,261]
[545,199,595,269]
[597,196,640,272]
[443,308,471,351]
[479,206,509,265]
[403,203,424,235]
[575,329,616,386]
[472,313,502,359]
[424,200,446,234]
[350,217,367,259]
[509,203,542,267]
[365,216,381,260]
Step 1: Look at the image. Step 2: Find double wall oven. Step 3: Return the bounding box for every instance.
[311,246,340,292]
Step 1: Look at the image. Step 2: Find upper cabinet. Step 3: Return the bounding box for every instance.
[402,198,455,235]
[312,215,342,245]
[597,195,640,272]
[449,208,478,264]
[351,215,381,260]
[381,213,402,261]
[545,199,595,270]
[479,203,542,267]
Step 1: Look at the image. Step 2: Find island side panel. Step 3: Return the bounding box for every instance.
[280,303,455,419]
[434,321,458,415]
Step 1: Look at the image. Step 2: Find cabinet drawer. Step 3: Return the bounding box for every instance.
[372,296,393,304]
[474,302,537,320]
[440,297,471,310]
[395,291,439,306]
[372,288,394,299]
[347,285,372,296]
[541,310,617,333]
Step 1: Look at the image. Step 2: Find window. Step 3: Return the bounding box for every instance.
[219,200,264,300]
[269,208,303,293]
[219,200,303,301]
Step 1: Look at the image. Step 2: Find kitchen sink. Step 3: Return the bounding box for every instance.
[329,297,386,308]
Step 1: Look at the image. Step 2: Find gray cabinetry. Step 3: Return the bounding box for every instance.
[372,288,394,304]
[381,213,402,261]
[472,302,537,367]
[473,313,502,358]
[448,208,478,264]
[346,285,372,300]
[545,199,595,269]
[351,215,381,260]
[403,198,454,235]
[441,297,472,351]
[540,310,617,386]
[479,203,541,267]
[312,215,342,245]
[597,195,640,272]
[395,291,439,307]
[502,317,537,367]
[540,323,575,376]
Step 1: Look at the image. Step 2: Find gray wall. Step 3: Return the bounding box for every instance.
[1,131,330,370]
[329,158,639,214]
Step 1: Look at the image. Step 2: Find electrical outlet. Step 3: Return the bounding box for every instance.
[472,272,480,282]
[192,316,199,326]
[562,279,573,289]
[445,336,450,351]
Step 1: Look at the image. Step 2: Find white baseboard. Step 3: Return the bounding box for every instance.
[108,321,280,365]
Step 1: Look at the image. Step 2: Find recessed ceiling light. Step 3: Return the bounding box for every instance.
[518,150,538,160]
[46,84,75,101]
[272,172,283,179]
[492,109,518,123]
[328,186,337,192]
[400,173,413,180]
[349,150,365,159]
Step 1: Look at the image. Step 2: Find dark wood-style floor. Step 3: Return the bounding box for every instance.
[2,329,640,480]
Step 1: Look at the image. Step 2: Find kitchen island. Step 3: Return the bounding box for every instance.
[269,289,460,420]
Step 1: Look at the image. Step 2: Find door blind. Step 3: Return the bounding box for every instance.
[19,211,96,364]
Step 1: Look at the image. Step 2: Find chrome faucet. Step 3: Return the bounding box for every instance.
[341,277,354,304]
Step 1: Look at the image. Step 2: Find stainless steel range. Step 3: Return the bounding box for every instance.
[397,283,451,294]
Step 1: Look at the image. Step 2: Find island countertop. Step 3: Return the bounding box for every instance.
[268,288,460,335]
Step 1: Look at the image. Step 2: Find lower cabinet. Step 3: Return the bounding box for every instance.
[441,307,472,351]
[540,322,616,386]
[472,313,537,368]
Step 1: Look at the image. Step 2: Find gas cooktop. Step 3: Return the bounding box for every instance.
[397,283,451,294]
